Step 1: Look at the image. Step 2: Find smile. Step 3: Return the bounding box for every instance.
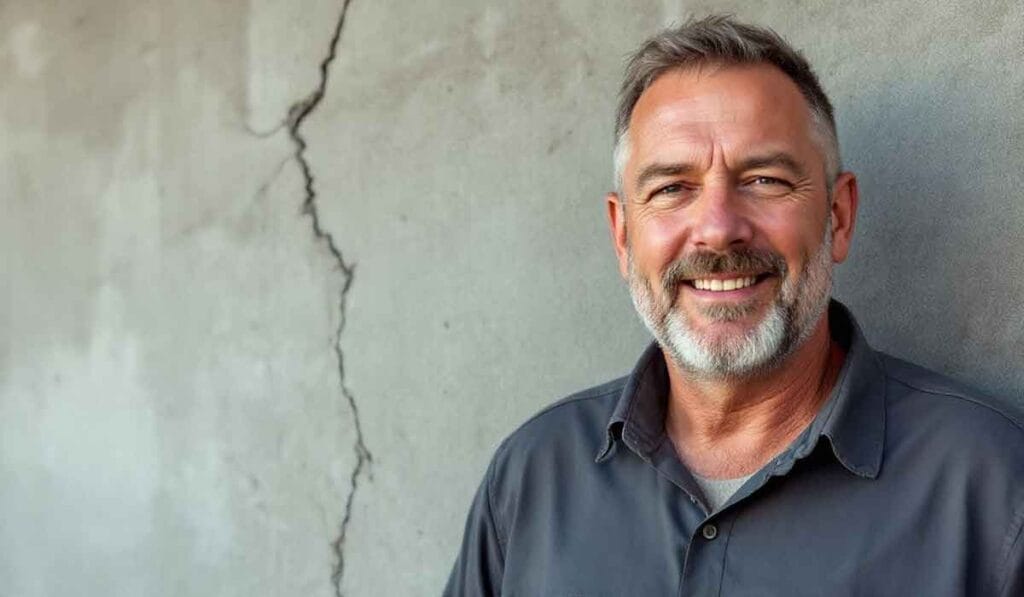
[691,276,759,292]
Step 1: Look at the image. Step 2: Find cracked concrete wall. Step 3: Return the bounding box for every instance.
[2,1,1022,596]
[2,1,359,596]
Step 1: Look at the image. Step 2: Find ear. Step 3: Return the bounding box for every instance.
[829,172,859,264]
[606,192,630,279]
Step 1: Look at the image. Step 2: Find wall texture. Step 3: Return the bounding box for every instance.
[2,1,1022,595]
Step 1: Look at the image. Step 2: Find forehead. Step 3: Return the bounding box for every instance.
[627,64,819,171]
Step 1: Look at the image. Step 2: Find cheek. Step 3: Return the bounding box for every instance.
[630,212,687,267]
[755,208,824,254]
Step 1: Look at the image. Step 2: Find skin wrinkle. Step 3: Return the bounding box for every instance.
[606,64,859,479]
[633,153,811,199]
[614,62,841,194]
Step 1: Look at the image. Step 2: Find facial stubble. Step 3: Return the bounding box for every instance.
[627,222,834,380]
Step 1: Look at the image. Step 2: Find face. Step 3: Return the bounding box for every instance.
[607,64,858,379]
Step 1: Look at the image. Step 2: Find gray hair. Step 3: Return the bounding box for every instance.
[613,15,841,193]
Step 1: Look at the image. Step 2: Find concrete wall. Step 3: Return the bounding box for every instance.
[2,1,1021,595]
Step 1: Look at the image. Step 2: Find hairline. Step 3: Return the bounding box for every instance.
[613,64,839,198]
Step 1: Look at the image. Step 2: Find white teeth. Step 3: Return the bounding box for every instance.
[693,276,758,292]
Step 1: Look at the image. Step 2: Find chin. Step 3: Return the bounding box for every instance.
[662,301,791,379]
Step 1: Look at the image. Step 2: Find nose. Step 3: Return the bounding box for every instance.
[686,181,753,251]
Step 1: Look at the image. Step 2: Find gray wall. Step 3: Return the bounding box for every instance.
[2,1,1021,595]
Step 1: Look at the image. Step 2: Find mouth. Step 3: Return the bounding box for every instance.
[684,273,775,293]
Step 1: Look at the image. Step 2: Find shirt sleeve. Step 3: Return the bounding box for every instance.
[443,459,505,596]
[999,509,1024,597]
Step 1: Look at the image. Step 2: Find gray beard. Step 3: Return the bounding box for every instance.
[627,229,833,380]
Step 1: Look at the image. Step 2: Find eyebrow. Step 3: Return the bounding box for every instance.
[735,152,808,179]
[634,163,700,192]
[633,151,809,192]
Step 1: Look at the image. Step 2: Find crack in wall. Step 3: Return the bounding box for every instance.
[282,1,372,596]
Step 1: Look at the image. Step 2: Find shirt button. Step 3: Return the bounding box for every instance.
[701,524,718,540]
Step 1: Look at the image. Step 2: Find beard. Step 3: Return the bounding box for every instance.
[627,224,834,380]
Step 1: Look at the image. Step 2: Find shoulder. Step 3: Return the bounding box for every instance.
[878,352,1024,458]
[478,376,626,538]
[490,376,625,470]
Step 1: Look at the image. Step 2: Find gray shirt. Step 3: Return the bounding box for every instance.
[444,302,1024,596]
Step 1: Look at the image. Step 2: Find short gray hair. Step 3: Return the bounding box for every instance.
[613,15,841,192]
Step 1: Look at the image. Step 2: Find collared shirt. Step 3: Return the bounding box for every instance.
[444,302,1024,596]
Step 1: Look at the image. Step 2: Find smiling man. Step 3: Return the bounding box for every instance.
[445,16,1024,596]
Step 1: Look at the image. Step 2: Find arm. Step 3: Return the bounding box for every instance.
[443,460,505,596]
[998,502,1024,597]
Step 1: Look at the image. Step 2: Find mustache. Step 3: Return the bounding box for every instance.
[661,248,787,294]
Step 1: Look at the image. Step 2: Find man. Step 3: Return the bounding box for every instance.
[445,16,1024,596]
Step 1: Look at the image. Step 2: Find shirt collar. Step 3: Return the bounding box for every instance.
[595,300,887,479]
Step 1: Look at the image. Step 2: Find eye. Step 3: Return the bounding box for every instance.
[641,181,697,206]
[744,175,794,198]
[655,183,684,196]
[750,176,789,187]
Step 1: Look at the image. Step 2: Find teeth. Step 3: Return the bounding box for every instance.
[693,276,757,292]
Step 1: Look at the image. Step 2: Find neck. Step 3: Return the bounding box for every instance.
[664,315,845,479]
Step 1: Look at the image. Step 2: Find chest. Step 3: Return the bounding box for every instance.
[498,455,998,597]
